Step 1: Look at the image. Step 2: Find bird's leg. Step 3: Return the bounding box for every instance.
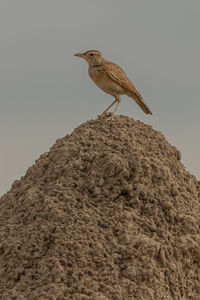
[106,95,121,120]
[113,95,121,114]
[99,98,117,118]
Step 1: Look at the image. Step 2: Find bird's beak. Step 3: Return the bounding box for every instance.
[74,53,84,58]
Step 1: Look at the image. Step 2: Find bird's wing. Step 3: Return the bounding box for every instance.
[103,62,142,97]
[102,62,152,115]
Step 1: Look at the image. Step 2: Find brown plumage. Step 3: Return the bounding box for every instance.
[74,50,152,118]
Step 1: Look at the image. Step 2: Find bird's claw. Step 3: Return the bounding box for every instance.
[104,112,115,121]
[98,112,115,121]
[98,112,115,120]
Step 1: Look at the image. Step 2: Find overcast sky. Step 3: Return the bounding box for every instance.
[0,0,200,196]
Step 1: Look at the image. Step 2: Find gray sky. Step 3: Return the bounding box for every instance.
[1,0,200,196]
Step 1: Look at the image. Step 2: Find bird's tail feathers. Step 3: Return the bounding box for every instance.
[127,92,152,115]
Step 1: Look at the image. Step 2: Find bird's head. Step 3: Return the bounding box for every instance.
[74,50,102,66]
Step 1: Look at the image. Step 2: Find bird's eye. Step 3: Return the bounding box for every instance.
[90,53,94,56]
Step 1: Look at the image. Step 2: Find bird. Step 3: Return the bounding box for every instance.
[74,50,152,119]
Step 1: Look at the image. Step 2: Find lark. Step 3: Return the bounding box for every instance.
[74,50,152,119]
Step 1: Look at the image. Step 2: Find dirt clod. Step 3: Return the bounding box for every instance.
[0,116,200,299]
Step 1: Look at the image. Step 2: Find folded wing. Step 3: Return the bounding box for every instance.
[104,63,152,114]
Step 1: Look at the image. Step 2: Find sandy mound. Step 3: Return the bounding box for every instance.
[0,116,200,300]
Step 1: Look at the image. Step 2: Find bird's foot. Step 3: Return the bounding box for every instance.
[105,112,115,121]
[98,112,115,120]
[98,113,105,119]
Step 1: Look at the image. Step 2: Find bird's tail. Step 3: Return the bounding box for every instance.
[127,91,152,115]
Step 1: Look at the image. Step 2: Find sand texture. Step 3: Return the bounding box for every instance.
[0,116,200,300]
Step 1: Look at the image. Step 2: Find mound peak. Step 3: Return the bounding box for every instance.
[0,116,200,299]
